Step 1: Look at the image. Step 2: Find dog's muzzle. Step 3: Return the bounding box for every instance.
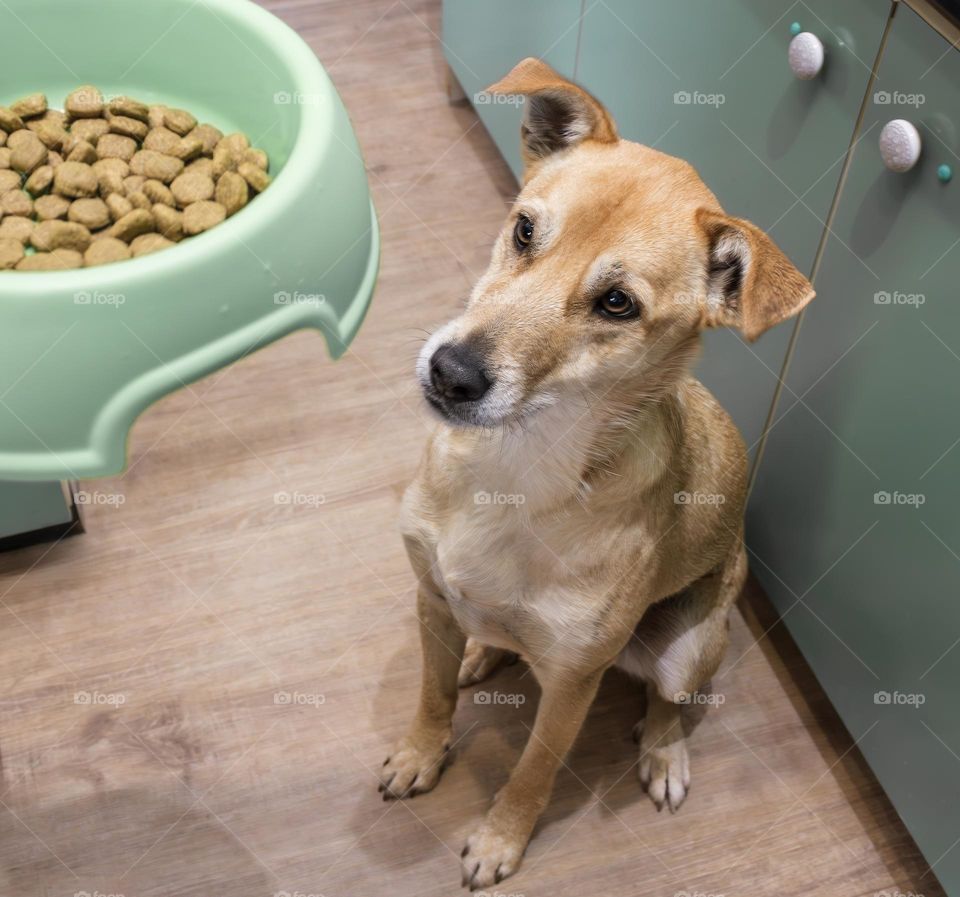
[425,341,492,417]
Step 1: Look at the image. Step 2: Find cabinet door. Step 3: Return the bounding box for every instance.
[576,0,891,454]
[750,6,960,891]
[441,0,582,178]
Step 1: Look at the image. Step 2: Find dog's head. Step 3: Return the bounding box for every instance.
[418,58,814,427]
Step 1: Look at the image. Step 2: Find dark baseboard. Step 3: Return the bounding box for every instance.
[0,507,83,553]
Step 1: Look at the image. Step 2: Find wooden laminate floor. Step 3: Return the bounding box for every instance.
[0,1,944,895]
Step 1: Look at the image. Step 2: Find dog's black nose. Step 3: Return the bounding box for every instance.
[429,343,491,403]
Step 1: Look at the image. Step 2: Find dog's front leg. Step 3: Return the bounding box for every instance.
[460,665,605,889]
[379,584,466,799]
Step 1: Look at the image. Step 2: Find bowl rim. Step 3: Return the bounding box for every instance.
[0,0,338,293]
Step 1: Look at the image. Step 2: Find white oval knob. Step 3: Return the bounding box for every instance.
[789,32,825,79]
[879,119,922,172]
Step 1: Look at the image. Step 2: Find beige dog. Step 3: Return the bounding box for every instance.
[381,58,814,889]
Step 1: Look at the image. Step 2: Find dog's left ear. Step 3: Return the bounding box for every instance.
[486,57,617,174]
[697,208,815,341]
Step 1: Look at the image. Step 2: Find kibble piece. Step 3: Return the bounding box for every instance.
[172,136,203,162]
[6,130,34,152]
[0,216,33,243]
[0,108,25,133]
[215,171,248,216]
[70,118,110,146]
[16,249,83,270]
[185,157,214,178]
[127,191,151,211]
[31,118,68,150]
[108,96,150,123]
[130,150,183,183]
[163,107,197,137]
[84,237,132,267]
[10,132,47,174]
[96,133,138,162]
[108,114,149,142]
[130,232,174,256]
[54,161,98,198]
[93,158,128,195]
[31,219,92,252]
[68,197,111,230]
[0,170,22,192]
[106,193,133,222]
[123,175,146,195]
[147,105,168,129]
[0,237,25,269]
[67,140,97,165]
[10,93,47,120]
[109,208,155,242]
[142,179,175,207]
[0,148,10,169]
[189,124,222,155]
[143,127,180,155]
[0,131,5,147]
[171,171,214,207]
[65,85,104,119]
[212,142,237,178]
[47,151,63,168]
[182,200,226,235]
[35,194,71,220]
[243,148,269,172]
[237,162,271,193]
[152,204,183,242]
[25,165,53,196]
[1,191,33,217]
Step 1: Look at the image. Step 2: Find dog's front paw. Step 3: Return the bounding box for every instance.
[460,823,525,890]
[638,735,690,812]
[379,733,450,800]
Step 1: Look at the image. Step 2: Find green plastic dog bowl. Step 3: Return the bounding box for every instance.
[0,0,379,480]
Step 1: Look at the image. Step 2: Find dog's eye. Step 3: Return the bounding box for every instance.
[596,289,639,320]
[513,215,534,251]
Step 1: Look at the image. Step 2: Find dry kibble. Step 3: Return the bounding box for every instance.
[185,157,214,178]
[109,208,155,242]
[47,151,63,168]
[0,148,10,169]
[97,171,124,197]
[96,133,138,162]
[172,136,203,162]
[130,150,183,183]
[1,191,33,217]
[68,198,111,230]
[143,127,180,154]
[25,165,53,196]
[64,85,103,119]
[106,193,133,222]
[10,132,47,174]
[108,97,150,123]
[0,108,25,133]
[152,204,183,241]
[0,238,24,269]
[6,130,34,152]
[215,170,248,216]
[182,200,226,235]
[31,219,92,252]
[0,170,21,193]
[189,124,222,155]
[0,215,33,243]
[0,131,5,147]
[171,171,214,206]
[34,194,70,220]
[243,148,269,172]
[164,107,197,137]
[130,232,174,256]
[16,249,83,270]
[108,114,149,142]
[127,191,151,211]
[147,105,168,129]
[10,93,47,120]
[123,175,146,195]
[212,142,236,178]
[54,161,98,198]
[142,179,175,207]
[67,140,97,165]
[70,118,110,146]
[31,119,68,150]
[85,237,132,266]
[237,161,271,193]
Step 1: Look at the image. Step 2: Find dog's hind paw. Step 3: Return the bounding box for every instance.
[378,732,450,800]
[458,639,516,687]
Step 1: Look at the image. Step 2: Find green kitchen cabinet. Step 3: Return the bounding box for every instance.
[574,0,891,455]
[749,5,960,891]
[441,0,583,178]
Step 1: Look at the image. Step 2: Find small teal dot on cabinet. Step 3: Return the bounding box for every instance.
[789,21,802,36]
[938,164,953,183]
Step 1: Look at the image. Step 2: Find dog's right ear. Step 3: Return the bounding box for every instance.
[485,57,617,175]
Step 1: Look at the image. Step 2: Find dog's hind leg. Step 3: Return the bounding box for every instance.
[617,542,747,811]
[458,639,517,687]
